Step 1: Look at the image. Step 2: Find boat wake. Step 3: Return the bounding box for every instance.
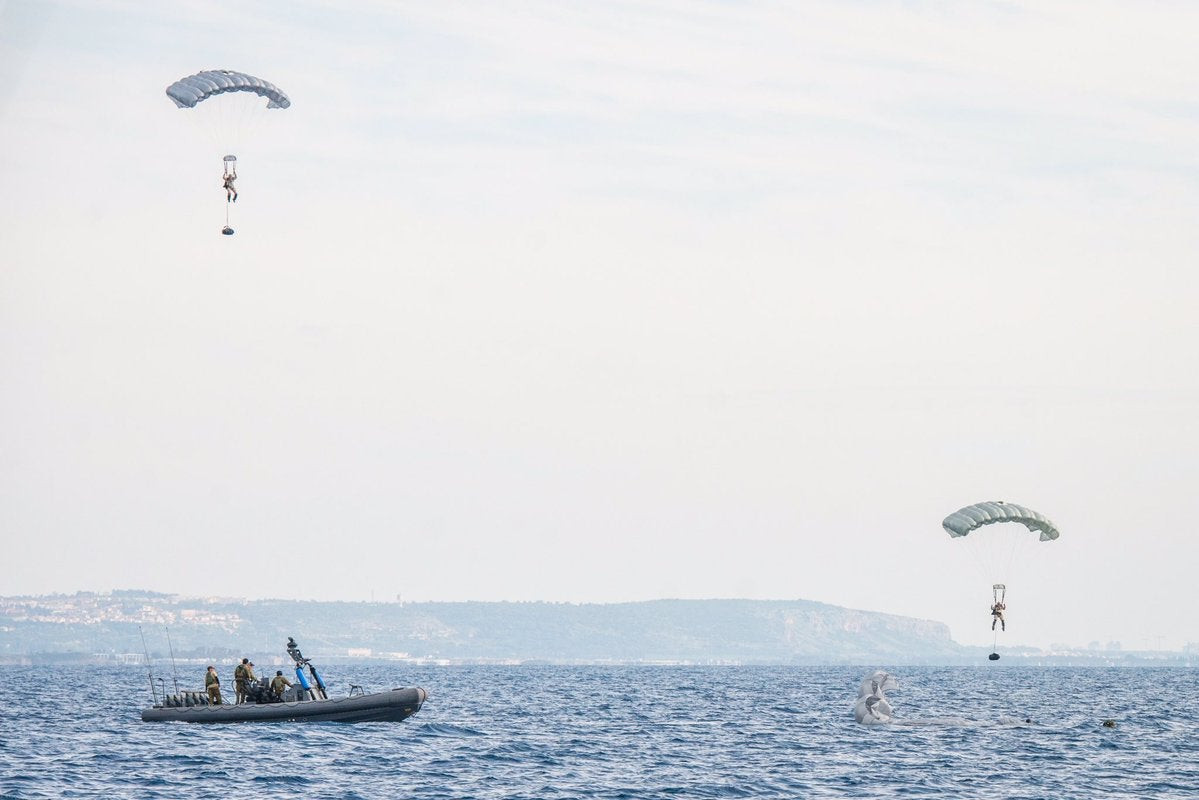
[417,722,488,738]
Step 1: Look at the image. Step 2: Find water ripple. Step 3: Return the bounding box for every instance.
[1,665,1198,798]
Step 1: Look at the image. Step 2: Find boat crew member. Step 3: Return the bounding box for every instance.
[205,666,222,705]
[234,658,252,704]
[271,670,292,697]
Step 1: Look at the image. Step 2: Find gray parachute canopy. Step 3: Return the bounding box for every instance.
[942,501,1060,542]
[166,70,291,109]
[854,670,898,725]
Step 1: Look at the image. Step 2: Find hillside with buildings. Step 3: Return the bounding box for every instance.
[3,591,1193,666]
[1,590,965,664]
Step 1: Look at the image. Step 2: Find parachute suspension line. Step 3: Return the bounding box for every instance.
[235,91,258,143]
[1001,525,1021,584]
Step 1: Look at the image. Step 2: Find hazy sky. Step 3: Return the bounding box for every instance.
[3,0,1198,650]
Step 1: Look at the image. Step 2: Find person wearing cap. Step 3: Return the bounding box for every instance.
[270,670,292,698]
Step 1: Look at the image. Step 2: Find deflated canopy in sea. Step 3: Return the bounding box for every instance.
[854,670,898,725]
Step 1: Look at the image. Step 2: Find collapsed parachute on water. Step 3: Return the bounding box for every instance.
[853,671,1033,728]
[854,670,898,725]
[942,501,1060,542]
[166,70,291,109]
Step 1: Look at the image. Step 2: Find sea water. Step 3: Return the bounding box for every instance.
[0,665,1195,798]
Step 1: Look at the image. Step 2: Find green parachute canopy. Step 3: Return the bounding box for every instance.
[942,501,1060,542]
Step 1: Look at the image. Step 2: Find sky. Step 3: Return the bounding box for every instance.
[2,0,1199,650]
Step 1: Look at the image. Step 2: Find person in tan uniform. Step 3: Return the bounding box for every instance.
[270,670,293,698]
[204,666,222,705]
[991,601,1006,631]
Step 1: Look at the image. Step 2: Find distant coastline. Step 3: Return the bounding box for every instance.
[2,591,1194,666]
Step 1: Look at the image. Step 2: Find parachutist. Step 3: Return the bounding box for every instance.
[991,600,1006,631]
[165,73,287,233]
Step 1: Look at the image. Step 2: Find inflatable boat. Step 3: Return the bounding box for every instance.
[141,685,426,723]
[140,636,427,724]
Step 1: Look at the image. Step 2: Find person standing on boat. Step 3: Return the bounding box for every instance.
[234,658,252,704]
[270,670,292,698]
[205,666,222,705]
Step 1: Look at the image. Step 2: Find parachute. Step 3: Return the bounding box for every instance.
[942,501,1060,542]
[943,500,1059,658]
[166,70,291,109]
[165,69,291,235]
[854,671,898,725]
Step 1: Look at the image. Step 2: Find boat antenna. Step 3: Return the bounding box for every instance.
[138,625,157,704]
[165,627,181,694]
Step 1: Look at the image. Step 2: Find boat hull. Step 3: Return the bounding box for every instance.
[141,687,427,724]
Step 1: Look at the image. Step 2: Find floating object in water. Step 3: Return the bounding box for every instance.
[1102,719,1117,728]
[854,670,898,725]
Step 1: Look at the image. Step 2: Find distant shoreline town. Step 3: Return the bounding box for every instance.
[2,590,1195,667]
